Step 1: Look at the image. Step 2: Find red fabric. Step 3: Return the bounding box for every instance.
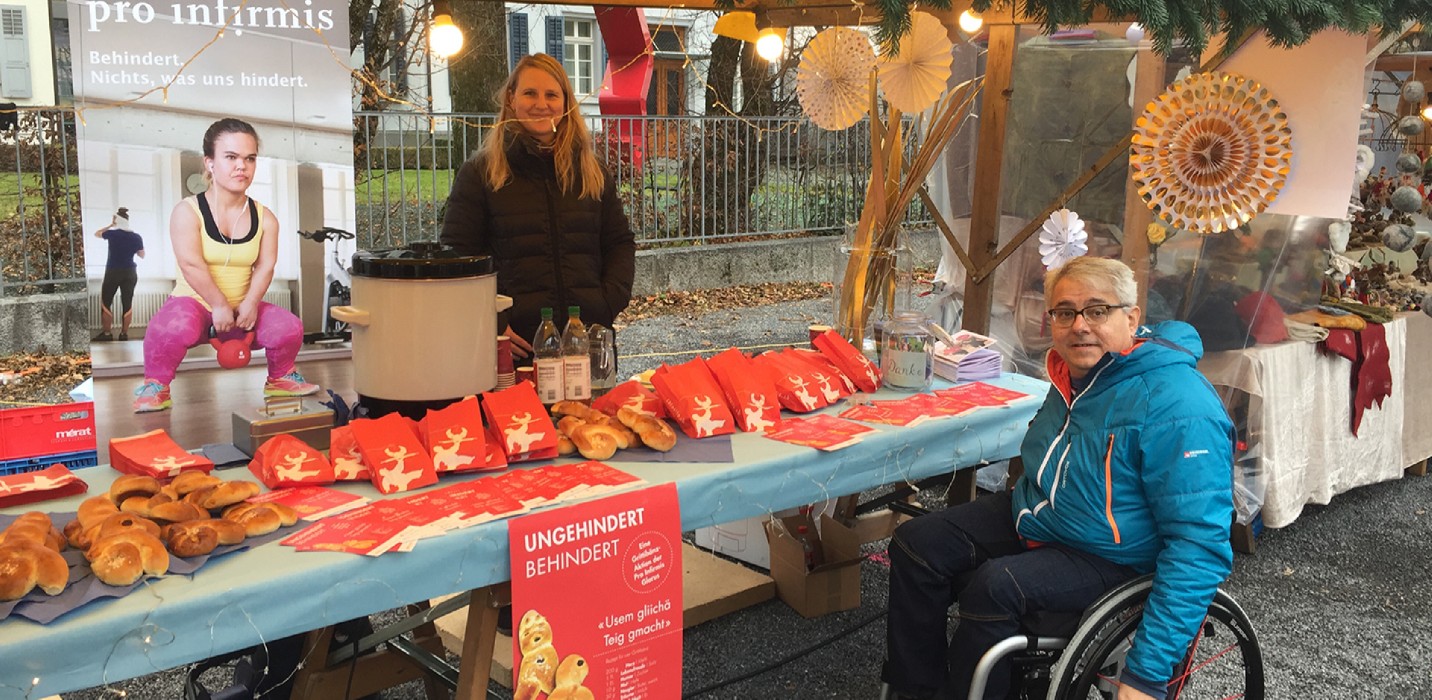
[1319,325,1393,436]
[1234,291,1288,344]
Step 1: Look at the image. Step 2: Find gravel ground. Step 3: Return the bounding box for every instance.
[57,298,1432,699]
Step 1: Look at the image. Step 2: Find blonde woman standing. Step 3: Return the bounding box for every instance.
[440,53,635,359]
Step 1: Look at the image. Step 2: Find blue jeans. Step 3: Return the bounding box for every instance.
[883,491,1139,699]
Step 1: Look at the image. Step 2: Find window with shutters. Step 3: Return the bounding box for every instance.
[0,5,30,100]
[508,12,529,69]
[544,16,563,63]
[562,18,594,96]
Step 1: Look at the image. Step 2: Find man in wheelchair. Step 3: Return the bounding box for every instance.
[883,257,1235,700]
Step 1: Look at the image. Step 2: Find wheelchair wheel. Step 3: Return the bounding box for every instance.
[1045,581,1263,700]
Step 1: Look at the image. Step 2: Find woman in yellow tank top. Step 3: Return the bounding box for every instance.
[134,118,319,412]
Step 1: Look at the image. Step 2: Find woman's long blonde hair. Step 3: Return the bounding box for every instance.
[481,54,605,200]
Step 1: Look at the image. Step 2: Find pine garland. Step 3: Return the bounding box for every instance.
[711,0,1432,57]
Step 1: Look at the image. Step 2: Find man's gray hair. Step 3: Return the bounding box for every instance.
[1044,257,1138,307]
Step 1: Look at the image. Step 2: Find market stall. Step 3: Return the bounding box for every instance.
[0,372,1044,698]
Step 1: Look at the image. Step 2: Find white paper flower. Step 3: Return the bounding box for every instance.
[797,27,876,131]
[1039,208,1089,269]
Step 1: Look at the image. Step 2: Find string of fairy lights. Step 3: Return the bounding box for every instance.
[16,5,1003,696]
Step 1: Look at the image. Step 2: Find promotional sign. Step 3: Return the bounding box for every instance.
[509,484,683,699]
[68,0,355,443]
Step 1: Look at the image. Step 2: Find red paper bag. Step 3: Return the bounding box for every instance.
[706,348,783,433]
[0,464,88,509]
[483,424,510,470]
[650,358,736,439]
[592,380,667,418]
[349,414,438,495]
[108,429,215,479]
[248,434,335,489]
[753,351,831,413]
[481,382,559,462]
[787,348,855,402]
[418,396,492,473]
[813,330,882,392]
[329,425,370,481]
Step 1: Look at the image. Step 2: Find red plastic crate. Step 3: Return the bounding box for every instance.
[0,401,98,461]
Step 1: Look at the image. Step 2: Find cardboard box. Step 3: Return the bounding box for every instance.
[694,498,837,569]
[765,513,862,618]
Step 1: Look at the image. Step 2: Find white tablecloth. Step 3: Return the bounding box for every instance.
[1198,316,1409,528]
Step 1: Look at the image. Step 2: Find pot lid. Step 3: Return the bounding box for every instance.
[351,242,493,279]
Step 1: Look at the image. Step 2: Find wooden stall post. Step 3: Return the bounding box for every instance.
[1121,43,1165,309]
[961,19,1017,334]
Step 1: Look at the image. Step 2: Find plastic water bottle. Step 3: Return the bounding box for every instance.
[533,308,564,405]
[561,306,591,401]
[797,525,823,571]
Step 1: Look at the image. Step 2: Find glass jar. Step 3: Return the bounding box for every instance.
[880,312,934,392]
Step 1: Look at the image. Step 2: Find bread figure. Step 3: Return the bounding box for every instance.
[0,540,68,600]
[514,643,557,700]
[514,610,559,699]
[548,654,595,700]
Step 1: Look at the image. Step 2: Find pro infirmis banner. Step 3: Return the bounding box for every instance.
[67,0,353,443]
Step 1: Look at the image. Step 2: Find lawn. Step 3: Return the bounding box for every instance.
[356,169,456,205]
[0,173,77,218]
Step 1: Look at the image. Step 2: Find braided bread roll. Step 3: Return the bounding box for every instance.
[568,423,621,461]
[0,541,68,599]
[88,530,168,581]
[616,407,678,452]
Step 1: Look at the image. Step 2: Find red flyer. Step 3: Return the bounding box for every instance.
[509,484,683,700]
[442,478,530,526]
[764,415,874,451]
[935,382,1032,406]
[248,485,368,521]
[895,393,981,418]
[280,512,407,555]
[839,400,931,427]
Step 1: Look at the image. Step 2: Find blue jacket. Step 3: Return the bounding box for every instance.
[1010,321,1234,690]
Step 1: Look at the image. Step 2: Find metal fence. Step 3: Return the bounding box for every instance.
[0,109,930,295]
[0,109,84,295]
[355,111,932,249]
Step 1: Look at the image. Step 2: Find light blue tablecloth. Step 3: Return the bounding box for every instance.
[0,373,1047,697]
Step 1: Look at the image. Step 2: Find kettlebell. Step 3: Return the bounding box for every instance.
[209,326,256,369]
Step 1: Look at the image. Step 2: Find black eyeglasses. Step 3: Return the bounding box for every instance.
[1046,304,1128,327]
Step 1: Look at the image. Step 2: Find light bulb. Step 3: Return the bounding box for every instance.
[430,14,464,58]
[756,30,783,61]
[1125,23,1145,44]
[958,10,983,34]
[1422,105,1432,120]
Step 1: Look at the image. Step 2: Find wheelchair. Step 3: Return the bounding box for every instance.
[884,573,1264,700]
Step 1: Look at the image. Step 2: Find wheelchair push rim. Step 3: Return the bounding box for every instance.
[1045,584,1264,700]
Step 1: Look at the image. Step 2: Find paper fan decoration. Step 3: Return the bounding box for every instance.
[1039,209,1088,269]
[1130,71,1292,234]
[877,11,953,114]
[797,27,876,131]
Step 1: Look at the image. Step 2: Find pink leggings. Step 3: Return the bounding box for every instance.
[142,296,303,384]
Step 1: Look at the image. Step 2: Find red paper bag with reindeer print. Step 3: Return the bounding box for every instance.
[248,434,335,489]
[350,413,438,495]
[788,348,856,401]
[418,396,493,473]
[753,350,832,413]
[812,329,881,392]
[650,358,737,439]
[109,429,215,479]
[592,380,667,418]
[706,348,783,433]
[481,382,559,462]
[329,425,370,481]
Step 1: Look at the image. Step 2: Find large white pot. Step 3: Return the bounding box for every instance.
[331,244,511,403]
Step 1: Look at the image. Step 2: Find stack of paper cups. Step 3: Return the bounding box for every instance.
[495,335,516,389]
